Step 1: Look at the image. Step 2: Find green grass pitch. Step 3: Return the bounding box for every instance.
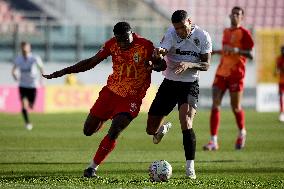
[0,110,284,188]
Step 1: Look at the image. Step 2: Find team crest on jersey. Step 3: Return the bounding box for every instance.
[133,52,140,63]
[194,38,200,46]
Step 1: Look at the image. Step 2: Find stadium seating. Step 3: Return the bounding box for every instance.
[0,0,36,34]
[152,0,283,50]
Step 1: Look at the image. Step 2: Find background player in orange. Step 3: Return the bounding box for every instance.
[275,46,284,122]
[203,6,254,151]
[43,22,165,177]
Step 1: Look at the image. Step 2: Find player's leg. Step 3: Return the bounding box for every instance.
[83,114,109,178]
[278,84,284,122]
[178,80,198,179]
[230,90,246,149]
[87,113,132,176]
[204,76,226,151]
[146,79,177,144]
[83,87,111,177]
[84,88,141,178]
[179,103,197,179]
[83,114,105,136]
[19,87,32,130]
[229,78,246,150]
[27,88,37,109]
[25,88,36,130]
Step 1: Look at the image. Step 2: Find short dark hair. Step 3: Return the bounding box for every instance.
[21,41,30,46]
[171,10,188,23]
[232,6,244,15]
[113,22,131,35]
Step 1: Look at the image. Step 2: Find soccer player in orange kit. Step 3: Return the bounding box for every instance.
[43,22,165,177]
[203,6,254,151]
[275,46,284,122]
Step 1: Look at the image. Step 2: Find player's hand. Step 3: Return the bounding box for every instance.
[145,58,167,72]
[42,70,65,79]
[153,48,167,59]
[174,62,193,74]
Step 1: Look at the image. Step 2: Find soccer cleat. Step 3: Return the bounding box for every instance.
[186,168,196,179]
[25,123,33,130]
[83,167,98,178]
[203,141,219,151]
[235,133,246,150]
[153,122,172,144]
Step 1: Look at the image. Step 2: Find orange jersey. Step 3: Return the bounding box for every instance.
[216,26,254,78]
[277,56,284,84]
[97,33,154,100]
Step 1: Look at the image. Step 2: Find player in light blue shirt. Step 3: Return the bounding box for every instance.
[11,41,44,130]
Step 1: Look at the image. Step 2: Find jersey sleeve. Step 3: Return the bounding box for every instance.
[201,31,212,54]
[241,29,254,50]
[159,28,173,51]
[13,57,19,66]
[35,56,43,68]
[96,41,112,60]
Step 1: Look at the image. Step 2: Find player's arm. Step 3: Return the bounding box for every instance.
[43,52,105,79]
[175,53,211,74]
[11,64,18,81]
[222,46,253,59]
[212,50,222,55]
[233,48,253,59]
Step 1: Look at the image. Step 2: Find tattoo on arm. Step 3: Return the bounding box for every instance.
[191,53,211,71]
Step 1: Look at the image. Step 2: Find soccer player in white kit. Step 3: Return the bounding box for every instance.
[146,10,212,179]
[11,41,44,130]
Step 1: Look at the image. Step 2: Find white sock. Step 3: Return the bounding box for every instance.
[186,160,194,170]
[239,129,246,136]
[211,135,218,144]
[89,160,99,170]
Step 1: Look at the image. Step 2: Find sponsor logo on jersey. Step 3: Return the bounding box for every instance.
[176,49,199,57]
[119,63,138,82]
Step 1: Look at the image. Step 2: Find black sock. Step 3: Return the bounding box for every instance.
[22,108,30,124]
[182,128,196,160]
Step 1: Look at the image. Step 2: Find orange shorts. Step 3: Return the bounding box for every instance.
[90,86,142,120]
[213,75,244,92]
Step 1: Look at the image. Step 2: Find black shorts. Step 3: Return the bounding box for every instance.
[19,87,37,106]
[148,78,199,116]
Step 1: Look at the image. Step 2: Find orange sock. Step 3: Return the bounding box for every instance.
[210,108,220,136]
[234,110,245,130]
[93,135,116,165]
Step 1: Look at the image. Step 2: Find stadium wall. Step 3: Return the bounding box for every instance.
[0,61,257,113]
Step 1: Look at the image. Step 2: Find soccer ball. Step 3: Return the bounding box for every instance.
[148,160,172,182]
